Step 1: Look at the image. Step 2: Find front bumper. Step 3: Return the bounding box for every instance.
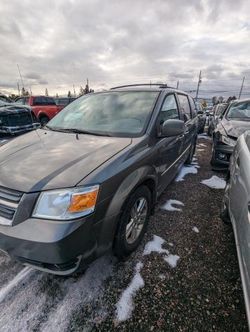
[0,211,117,275]
[211,142,234,170]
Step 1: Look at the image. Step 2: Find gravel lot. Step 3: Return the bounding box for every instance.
[0,135,247,331]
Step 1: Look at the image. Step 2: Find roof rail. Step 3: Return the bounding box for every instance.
[110,83,176,90]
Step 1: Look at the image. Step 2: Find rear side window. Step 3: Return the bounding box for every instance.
[188,97,196,118]
[178,94,192,122]
[158,94,179,123]
[34,97,55,106]
[16,98,24,105]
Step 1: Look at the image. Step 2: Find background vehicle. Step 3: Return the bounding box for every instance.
[54,97,77,111]
[0,100,39,136]
[221,131,250,328]
[0,84,197,275]
[196,102,206,133]
[211,99,250,170]
[0,94,12,103]
[15,96,60,125]
[208,103,227,136]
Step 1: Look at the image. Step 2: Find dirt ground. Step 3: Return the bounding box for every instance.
[0,136,247,332]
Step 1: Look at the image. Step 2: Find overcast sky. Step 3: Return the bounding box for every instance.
[1,0,250,98]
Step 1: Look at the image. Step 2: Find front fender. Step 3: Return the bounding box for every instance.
[106,165,157,218]
[95,166,157,256]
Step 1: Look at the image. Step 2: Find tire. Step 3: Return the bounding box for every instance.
[113,186,151,260]
[40,115,49,126]
[185,139,196,165]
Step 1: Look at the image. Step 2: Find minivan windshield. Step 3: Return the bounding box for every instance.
[227,101,250,121]
[47,91,159,136]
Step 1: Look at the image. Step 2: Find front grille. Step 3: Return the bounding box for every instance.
[0,113,33,127]
[0,186,23,226]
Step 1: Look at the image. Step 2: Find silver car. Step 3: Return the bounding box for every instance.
[221,131,250,327]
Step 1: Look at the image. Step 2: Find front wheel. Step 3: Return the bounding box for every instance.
[113,186,151,260]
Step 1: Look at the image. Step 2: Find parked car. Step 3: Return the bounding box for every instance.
[0,100,40,136]
[211,99,250,170]
[196,102,206,133]
[54,97,77,111]
[0,95,12,103]
[15,96,60,125]
[0,84,197,275]
[221,131,250,328]
[208,103,227,136]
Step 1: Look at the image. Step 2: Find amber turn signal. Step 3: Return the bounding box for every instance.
[67,189,99,213]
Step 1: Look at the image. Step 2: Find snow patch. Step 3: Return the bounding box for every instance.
[175,165,198,182]
[168,242,174,247]
[161,199,184,212]
[164,254,180,268]
[143,235,169,256]
[115,262,144,322]
[197,148,205,152]
[192,226,199,233]
[0,267,32,303]
[201,175,226,189]
[198,143,206,147]
[42,255,114,332]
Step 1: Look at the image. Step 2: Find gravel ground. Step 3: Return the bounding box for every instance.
[0,136,248,331]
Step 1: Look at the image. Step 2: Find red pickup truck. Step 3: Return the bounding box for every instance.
[15,96,60,125]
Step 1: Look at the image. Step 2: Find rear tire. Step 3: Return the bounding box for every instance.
[40,115,49,126]
[113,186,151,260]
[185,139,196,165]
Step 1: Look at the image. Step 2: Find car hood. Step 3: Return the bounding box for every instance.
[0,129,132,192]
[222,119,250,138]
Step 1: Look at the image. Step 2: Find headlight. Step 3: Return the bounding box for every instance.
[221,135,236,147]
[32,185,99,220]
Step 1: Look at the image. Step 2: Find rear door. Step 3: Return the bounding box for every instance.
[177,94,197,152]
[155,93,185,192]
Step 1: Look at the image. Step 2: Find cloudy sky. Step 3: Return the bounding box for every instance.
[1,0,250,98]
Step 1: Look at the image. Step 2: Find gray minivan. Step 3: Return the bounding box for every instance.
[0,84,197,275]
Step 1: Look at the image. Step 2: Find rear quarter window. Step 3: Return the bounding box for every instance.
[178,94,192,122]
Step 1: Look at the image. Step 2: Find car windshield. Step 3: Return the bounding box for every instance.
[227,101,250,120]
[48,91,159,136]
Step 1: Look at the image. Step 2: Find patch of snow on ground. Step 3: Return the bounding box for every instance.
[201,175,226,189]
[192,226,199,233]
[164,254,180,268]
[168,242,174,247]
[143,235,169,256]
[161,199,184,212]
[175,165,198,182]
[115,262,144,322]
[0,267,32,303]
[41,255,114,332]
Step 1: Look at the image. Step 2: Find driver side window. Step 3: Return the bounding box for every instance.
[159,94,179,124]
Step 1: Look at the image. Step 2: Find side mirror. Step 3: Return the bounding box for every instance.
[158,119,185,138]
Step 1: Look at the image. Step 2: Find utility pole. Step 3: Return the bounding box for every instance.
[73,84,76,97]
[17,82,20,96]
[238,76,245,99]
[17,64,24,89]
[176,80,179,89]
[195,70,202,101]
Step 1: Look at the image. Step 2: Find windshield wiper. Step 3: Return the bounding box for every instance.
[43,126,112,136]
[65,128,112,136]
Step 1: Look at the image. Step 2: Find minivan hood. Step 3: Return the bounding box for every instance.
[0,129,132,192]
[222,119,250,138]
